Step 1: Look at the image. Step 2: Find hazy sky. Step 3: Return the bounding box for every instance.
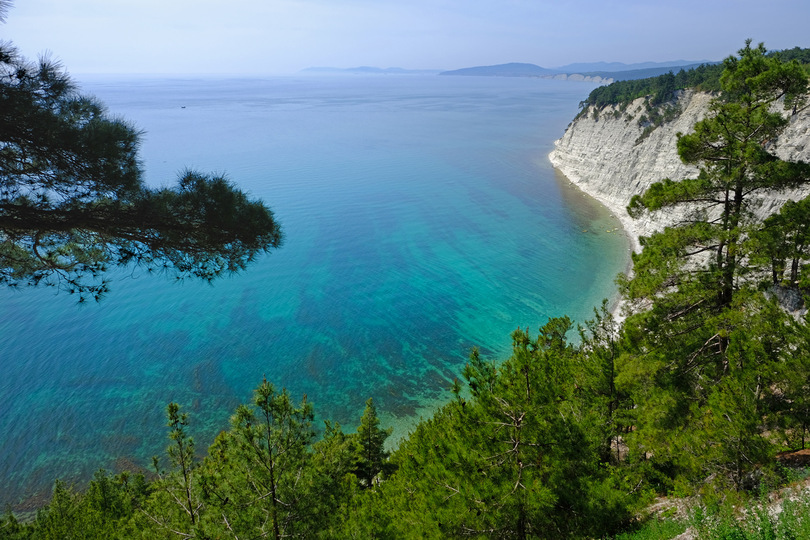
[3,0,810,75]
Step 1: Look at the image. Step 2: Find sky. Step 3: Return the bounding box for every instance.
[2,0,810,75]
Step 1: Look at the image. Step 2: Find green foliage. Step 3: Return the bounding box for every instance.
[619,283,801,489]
[581,45,810,112]
[777,317,810,451]
[690,493,810,539]
[354,397,393,488]
[306,420,360,535]
[0,510,30,540]
[581,62,724,112]
[0,43,282,301]
[619,41,810,492]
[612,490,810,540]
[774,46,810,65]
[577,300,633,465]
[140,403,202,538]
[613,517,687,540]
[750,197,810,286]
[363,318,645,539]
[197,379,318,538]
[0,470,149,540]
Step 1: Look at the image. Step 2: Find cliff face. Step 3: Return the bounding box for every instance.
[549,91,810,251]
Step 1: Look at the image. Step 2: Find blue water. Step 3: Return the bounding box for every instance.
[0,75,628,507]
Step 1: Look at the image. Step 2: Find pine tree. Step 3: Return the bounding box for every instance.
[578,300,631,464]
[307,421,359,535]
[141,403,202,539]
[619,41,810,488]
[625,40,810,317]
[373,318,639,538]
[198,378,315,539]
[0,43,282,301]
[751,197,810,286]
[354,398,392,488]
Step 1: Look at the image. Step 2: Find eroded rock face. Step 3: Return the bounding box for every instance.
[549,90,810,251]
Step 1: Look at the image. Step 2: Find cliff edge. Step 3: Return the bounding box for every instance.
[549,91,810,252]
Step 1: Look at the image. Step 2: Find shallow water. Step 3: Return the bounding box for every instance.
[0,74,628,507]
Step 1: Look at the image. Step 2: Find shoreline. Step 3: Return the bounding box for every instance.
[549,150,638,322]
[549,150,642,254]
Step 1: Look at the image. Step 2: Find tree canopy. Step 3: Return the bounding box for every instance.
[619,40,810,489]
[0,44,282,300]
[580,45,810,112]
[625,41,810,319]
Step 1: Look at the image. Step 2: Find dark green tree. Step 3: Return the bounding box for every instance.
[619,41,810,489]
[687,297,795,489]
[141,403,202,539]
[0,469,148,540]
[305,420,360,535]
[626,41,809,315]
[785,330,810,453]
[199,379,315,539]
[165,403,199,528]
[578,300,631,465]
[31,480,81,540]
[372,318,640,539]
[354,398,393,488]
[751,196,810,286]
[0,43,282,301]
[0,509,30,540]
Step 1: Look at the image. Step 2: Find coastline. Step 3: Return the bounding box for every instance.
[549,151,638,322]
[549,150,642,254]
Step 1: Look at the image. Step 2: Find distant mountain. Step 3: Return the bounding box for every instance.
[552,60,714,73]
[582,62,720,82]
[440,60,721,83]
[301,66,442,75]
[302,60,721,82]
[440,63,556,77]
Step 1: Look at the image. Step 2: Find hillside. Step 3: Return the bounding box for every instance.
[439,62,556,77]
[440,60,714,83]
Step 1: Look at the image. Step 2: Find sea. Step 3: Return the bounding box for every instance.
[0,74,629,508]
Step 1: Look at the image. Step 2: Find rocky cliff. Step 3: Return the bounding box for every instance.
[549,90,810,251]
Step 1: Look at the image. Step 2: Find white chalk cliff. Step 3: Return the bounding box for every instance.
[549,90,810,252]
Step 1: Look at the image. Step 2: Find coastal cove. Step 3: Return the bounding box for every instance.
[0,75,629,508]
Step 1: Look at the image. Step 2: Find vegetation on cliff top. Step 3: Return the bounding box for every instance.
[580,45,810,112]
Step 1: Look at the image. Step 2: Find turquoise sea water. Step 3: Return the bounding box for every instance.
[0,75,628,507]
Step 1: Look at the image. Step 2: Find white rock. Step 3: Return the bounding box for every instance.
[549,90,810,252]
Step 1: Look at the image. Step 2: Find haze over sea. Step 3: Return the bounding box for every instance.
[0,74,628,507]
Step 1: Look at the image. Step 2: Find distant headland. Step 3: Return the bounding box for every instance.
[301,60,716,83]
[439,60,715,83]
